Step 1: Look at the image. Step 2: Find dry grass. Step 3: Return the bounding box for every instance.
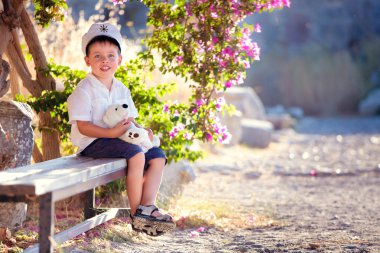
[169,197,282,231]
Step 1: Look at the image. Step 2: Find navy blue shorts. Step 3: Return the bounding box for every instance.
[80,138,167,171]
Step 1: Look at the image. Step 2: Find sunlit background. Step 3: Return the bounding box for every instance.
[33,0,380,116]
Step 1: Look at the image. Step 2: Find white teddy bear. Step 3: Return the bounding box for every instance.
[103,104,160,152]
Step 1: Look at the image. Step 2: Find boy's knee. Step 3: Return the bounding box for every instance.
[149,157,166,167]
[130,151,145,161]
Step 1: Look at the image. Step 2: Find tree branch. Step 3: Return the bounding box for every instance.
[19,7,56,93]
[5,43,41,95]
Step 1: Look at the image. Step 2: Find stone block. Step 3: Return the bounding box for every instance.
[0,100,34,167]
[220,110,242,146]
[224,87,266,120]
[158,160,196,205]
[240,118,273,148]
[0,100,34,229]
[266,114,295,130]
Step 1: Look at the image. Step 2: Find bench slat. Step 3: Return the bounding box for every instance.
[0,155,94,183]
[52,169,126,202]
[0,158,126,196]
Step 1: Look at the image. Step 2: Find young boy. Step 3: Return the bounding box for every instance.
[67,23,175,235]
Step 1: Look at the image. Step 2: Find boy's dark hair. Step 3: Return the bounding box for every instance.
[85,35,121,56]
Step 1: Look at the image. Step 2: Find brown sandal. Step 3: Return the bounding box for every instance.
[132,205,175,236]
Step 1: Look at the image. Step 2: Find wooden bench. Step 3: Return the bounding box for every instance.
[0,155,129,253]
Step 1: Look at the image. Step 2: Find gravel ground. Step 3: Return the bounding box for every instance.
[86,116,380,253]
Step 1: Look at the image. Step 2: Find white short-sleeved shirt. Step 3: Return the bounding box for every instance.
[67,73,138,151]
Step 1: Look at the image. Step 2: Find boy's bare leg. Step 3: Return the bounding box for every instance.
[126,152,145,215]
[140,158,166,208]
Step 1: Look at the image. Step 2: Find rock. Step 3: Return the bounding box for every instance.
[240,118,273,148]
[288,106,304,119]
[265,114,295,130]
[0,100,34,229]
[0,203,28,229]
[0,100,34,167]
[0,124,17,171]
[224,87,266,120]
[220,110,242,146]
[265,105,301,129]
[358,88,380,115]
[158,160,196,205]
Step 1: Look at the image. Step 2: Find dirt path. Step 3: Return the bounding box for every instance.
[85,117,380,253]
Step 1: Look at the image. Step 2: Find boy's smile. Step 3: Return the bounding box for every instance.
[85,41,122,89]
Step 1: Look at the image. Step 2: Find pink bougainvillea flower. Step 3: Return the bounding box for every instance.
[225,80,233,88]
[112,0,127,5]
[183,132,192,140]
[215,97,225,111]
[162,104,169,113]
[247,215,256,225]
[242,59,250,69]
[206,133,213,142]
[196,98,206,107]
[254,24,262,33]
[196,227,206,232]
[175,55,184,65]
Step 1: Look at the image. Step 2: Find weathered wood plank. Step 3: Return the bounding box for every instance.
[0,158,127,196]
[52,169,126,202]
[0,155,93,183]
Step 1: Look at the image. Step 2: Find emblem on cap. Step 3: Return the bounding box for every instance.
[99,24,108,33]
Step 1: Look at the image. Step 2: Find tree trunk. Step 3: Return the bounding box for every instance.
[19,6,60,160]
[2,0,61,160]
[39,111,60,161]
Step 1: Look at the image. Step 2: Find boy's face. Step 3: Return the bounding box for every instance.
[84,41,122,82]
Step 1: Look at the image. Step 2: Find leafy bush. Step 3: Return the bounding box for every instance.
[21,0,291,163]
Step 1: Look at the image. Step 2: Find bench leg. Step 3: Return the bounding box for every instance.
[84,188,96,219]
[39,192,54,253]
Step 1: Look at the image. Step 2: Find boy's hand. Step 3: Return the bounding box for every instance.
[145,128,154,141]
[112,119,131,137]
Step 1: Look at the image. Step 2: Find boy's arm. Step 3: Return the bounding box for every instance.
[77,120,131,138]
